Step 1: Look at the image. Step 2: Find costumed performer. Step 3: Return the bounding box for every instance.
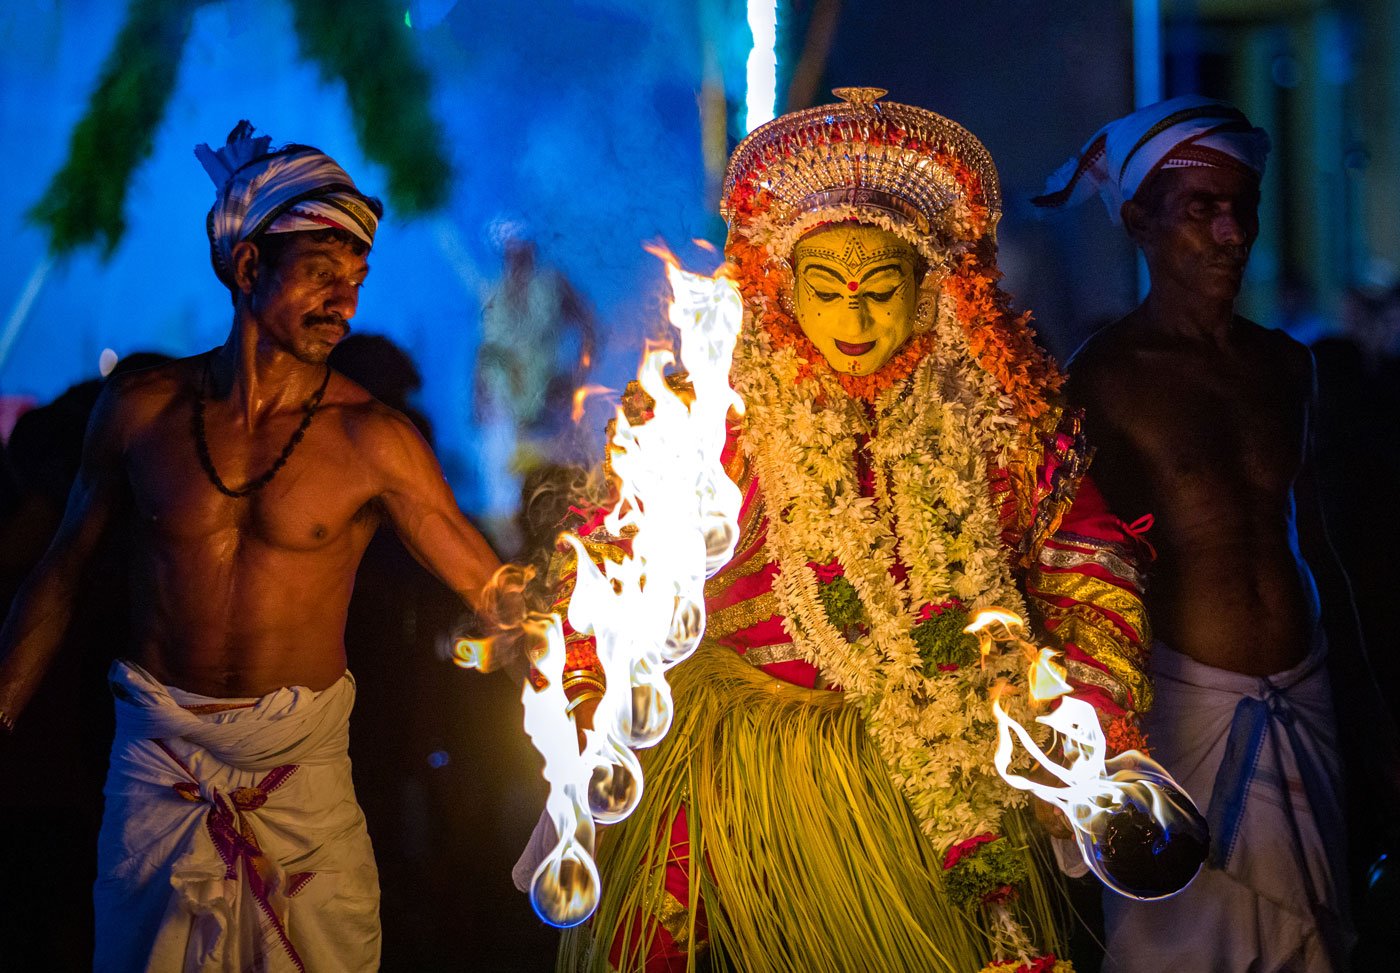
[542,89,1157,973]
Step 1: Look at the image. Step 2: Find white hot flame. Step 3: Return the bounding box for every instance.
[512,254,745,925]
[519,617,600,927]
[968,609,1208,900]
[571,258,744,807]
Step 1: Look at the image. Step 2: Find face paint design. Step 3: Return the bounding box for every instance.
[791,223,920,375]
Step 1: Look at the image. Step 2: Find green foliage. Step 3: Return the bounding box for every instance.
[911,607,981,676]
[29,0,202,256]
[818,575,864,632]
[287,0,452,214]
[943,836,1030,910]
[31,0,453,258]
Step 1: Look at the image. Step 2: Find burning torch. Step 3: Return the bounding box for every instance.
[966,610,1210,900]
[458,253,744,927]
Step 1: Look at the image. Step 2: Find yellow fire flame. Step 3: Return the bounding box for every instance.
[497,253,745,927]
[570,384,614,424]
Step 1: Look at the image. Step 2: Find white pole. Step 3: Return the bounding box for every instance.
[0,256,54,378]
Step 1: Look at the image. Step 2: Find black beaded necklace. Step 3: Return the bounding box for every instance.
[192,353,332,499]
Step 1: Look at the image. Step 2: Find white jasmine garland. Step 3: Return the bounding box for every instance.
[730,281,1045,843]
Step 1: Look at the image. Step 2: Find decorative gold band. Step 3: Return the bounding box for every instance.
[565,689,604,718]
[796,188,932,234]
[562,670,606,695]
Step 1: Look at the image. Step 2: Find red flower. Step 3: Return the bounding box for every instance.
[981,884,1018,906]
[942,832,999,870]
[937,663,960,673]
[984,955,1058,973]
[807,560,845,584]
[915,598,963,622]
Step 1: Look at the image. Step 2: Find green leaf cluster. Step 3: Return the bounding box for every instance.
[817,576,864,632]
[29,0,201,255]
[31,0,454,258]
[943,837,1029,909]
[911,608,980,676]
[287,0,452,214]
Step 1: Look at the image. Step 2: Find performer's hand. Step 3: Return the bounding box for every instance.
[479,563,537,631]
[1032,795,1073,839]
[1027,764,1073,839]
[454,612,551,679]
[454,563,550,678]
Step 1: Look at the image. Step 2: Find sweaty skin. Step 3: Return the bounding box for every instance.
[1069,166,1341,676]
[792,224,920,375]
[0,233,502,709]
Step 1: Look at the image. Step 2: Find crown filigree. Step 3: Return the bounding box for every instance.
[721,88,1001,242]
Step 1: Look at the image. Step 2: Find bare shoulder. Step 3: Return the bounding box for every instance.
[91,354,202,443]
[326,371,434,473]
[1239,316,1312,379]
[1065,314,1149,407]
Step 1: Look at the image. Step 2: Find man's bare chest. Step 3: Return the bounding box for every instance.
[125,414,377,551]
[1119,357,1308,493]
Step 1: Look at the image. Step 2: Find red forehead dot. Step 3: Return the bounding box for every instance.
[847,281,858,292]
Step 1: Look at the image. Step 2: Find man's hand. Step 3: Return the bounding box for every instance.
[479,563,537,631]
[453,563,553,678]
[1027,763,1073,839]
[452,610,551,680]
[569,694,600,753]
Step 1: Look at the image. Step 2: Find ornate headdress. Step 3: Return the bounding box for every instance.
[721,89,1060,416]
[721,88,1001,263]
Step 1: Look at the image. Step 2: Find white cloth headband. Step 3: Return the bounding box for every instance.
[197,121,382,285]
[1032,95,1270,222]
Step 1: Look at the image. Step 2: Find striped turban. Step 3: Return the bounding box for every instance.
[1032,95,1270,223]
[196,121,383,287]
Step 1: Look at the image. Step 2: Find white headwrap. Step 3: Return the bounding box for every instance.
[196,121,383,286]
[1032,95,1270,222]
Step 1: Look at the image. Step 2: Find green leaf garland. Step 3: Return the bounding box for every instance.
[30,0,453,257]
[910,606,982,676]
[29,0,202,256]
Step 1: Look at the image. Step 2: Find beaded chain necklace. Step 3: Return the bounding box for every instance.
[192,352,332,499]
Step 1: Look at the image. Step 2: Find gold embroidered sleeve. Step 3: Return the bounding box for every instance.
[1024,468,1155,717]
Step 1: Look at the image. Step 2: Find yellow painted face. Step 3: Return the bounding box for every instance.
[792,223,920,375]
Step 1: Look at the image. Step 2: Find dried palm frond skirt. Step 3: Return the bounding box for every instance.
[559,643,1066,973]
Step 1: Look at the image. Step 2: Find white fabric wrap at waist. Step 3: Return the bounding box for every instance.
[1102,636,1353,973]
[95,661,379,973]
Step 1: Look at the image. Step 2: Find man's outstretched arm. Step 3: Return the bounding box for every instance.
[363,405,504,615]
[0,381,128,727]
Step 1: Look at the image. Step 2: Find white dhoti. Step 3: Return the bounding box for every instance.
[1102,637,1353,973]
[94,661,380,972]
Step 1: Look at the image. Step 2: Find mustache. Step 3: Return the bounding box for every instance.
[1211,246,1250,269]
[304,313,348,332]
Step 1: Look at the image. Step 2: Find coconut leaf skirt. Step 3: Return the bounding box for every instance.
[559,643,1066,973]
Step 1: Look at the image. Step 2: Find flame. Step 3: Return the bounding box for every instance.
[642,240,681,267]
[968,609,1209,901]
[571,384,614,424]
[506,249,745,925]
[692,237,718,253]
[519,616,600,927]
